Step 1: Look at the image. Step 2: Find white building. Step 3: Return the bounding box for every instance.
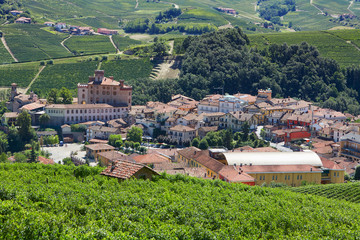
[218,95,248,113]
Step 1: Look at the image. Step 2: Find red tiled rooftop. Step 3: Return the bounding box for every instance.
[101,160,158,179]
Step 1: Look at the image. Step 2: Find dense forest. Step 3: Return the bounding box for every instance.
[258,0,296,25]
[129,28,360,115]
[0,163,359,239]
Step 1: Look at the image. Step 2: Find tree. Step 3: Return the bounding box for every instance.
[59,87,73,104]
[0,152,8,163]
[199,139,209,150]
[18,111,35,144]
[47,88,58,104]
[62,157,74,166]
[354,165,360,180]
[0,131,8,153]
[39,113,50,128]
[224,128,233,150]
[7,125,22,152]
[28,141,38,163]
[14,152,27,163]
[191,138,200,148]
[127,126,143,143]
[242,121,250,141]
[108,134,123,147]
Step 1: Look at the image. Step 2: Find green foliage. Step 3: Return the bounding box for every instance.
[0,164,359,238]
[0,24,71,62]
[191,137,199,148]
[0,152,8,163]
[31,61,98,97]
[47,88,58,104]
[42,135,59,145]
[258,0,296,25]
[59,87,72,104]
[7,125,21,152]
[14,152,27,162]
[17,111,35,145]
[0,63,39,88]
[28,141,38,163]
[355,165,360,180]
[70,124,86,133]
[111,35,141,51]
[198,138,209,150]
[155,8,182,23]
[0,131,8,153]
[291,182,360,203]
[39,113,50,128]
[62,157,74,166]
[64,35,116,55]
[127,126,143,143]
[108,134,123,147]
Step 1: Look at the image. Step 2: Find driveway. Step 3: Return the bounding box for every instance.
[42,143,86,164]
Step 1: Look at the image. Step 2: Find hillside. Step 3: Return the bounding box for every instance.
[0,163,359,239]
[291,182,360,203]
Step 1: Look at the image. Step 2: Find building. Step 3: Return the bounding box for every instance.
[100,161,159,181]
[97,150,128,166]
[10,10,23,16]
[15,17,31,24]
[218,94,248,113]
[44,22,55,26]
[78,70,132,108]
[45,104,128,126]
[339,132,360,161]
[55,23,66,30]
[86,125,120,141]
[6,83,38,112]
[85,144,115,160]
[219,112,257,130]
[132,153,171,165]
[197,95,222,114]
[1,112,18,126]
[168,125,197,144]
[97,28,119,35]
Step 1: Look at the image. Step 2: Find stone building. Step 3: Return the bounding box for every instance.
[77,70,132,107]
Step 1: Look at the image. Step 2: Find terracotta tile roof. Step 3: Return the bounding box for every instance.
[100,160,158,179]
[132,153,170,164]
[219,165,255,182]
[199,126,218,132]
[193,150,225,173]
[321,158,344,170]
[97,150,128,161]
[2,112,18,118]
[240,164,322,173]
[177,147,201,159]
[85,144,115,151]
[38,156,55,165]
[170,125,196,132]
[230,111,254,121]
[89,139,109,144]
[20,103,45,111]
[46,104,114,109]
[88,125,119,133]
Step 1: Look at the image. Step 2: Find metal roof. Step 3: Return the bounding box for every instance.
[222,151,323,167]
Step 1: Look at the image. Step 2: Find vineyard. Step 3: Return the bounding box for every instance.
[0,63,40,88]
[0,41,14,64]
[64,35,116,55]
[0,24,71,62]
[248,30,360,66]
[0,163,360,239]
[101,58,154,81]
[112,35,142,51]
[290,182,360,203]
[30,61,99,97]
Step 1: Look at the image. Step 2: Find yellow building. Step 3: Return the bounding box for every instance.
[85,144,115,160]
[97,150,128,166]
[240,165,322,187]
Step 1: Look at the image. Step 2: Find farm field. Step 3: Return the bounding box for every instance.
[0,63,40,88]
[64,35,116,55]
[248,30,360,66]
[313,0,350,15]
[112,35,142,51]
[290,182,360,203]
[177,8,228,26]
[0,40,14,64]
[0,163,360,239]
[30,61,99,97]
[0,24,71,62]
[325,29,360,48]
[101,58,154,81]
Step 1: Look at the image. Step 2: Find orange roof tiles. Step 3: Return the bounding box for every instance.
[132,153,170,164]
[101,161,158,179]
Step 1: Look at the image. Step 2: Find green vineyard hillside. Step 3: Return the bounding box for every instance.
[291,182,360,203]
[0,163,359,239]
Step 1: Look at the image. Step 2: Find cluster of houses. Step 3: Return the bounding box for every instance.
[215,7,237,15]
[42,22,118,36]
[2,70,359,184]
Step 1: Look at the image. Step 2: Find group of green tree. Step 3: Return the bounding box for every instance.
[155,8,182,23]
[0,0,31,22]
[124,16,216,35]
[131,39,168,57]
[47,87,73,104]
[258,0,296,25]
[191,123,269,150]
[107,126,146,153]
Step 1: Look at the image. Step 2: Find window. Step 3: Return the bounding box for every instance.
[263,176,265,180]
[300,175,302,180]
[297,175,299,180]
[337,172,339,177]
[275,176,277,180]
[285,176,287,180]
[80,110,82,114]
[272,176,274,180]
[334,172,336,177]
[260,176,262,180]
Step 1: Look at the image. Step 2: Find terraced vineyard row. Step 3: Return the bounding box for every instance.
[290,182,360,203]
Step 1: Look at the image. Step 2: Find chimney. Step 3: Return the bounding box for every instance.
[109,76,114,80]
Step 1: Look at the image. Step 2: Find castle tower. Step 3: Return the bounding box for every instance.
[10,83,18,101]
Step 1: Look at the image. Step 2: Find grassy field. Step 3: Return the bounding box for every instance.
[64,35,116,55]
[0,163,360,239]
[0,40,14,64]
[112,35,142,51]
[0,63,40,88]
[325,29,360,48]
[0,24,72,62]
[178,8,228,27]
[248,30,360,66]
[101,58,154,81]
[30,61,99,97]
[291,182,360,203]
[313,0,350,15]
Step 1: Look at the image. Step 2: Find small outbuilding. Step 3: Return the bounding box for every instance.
[100,161,159,181]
